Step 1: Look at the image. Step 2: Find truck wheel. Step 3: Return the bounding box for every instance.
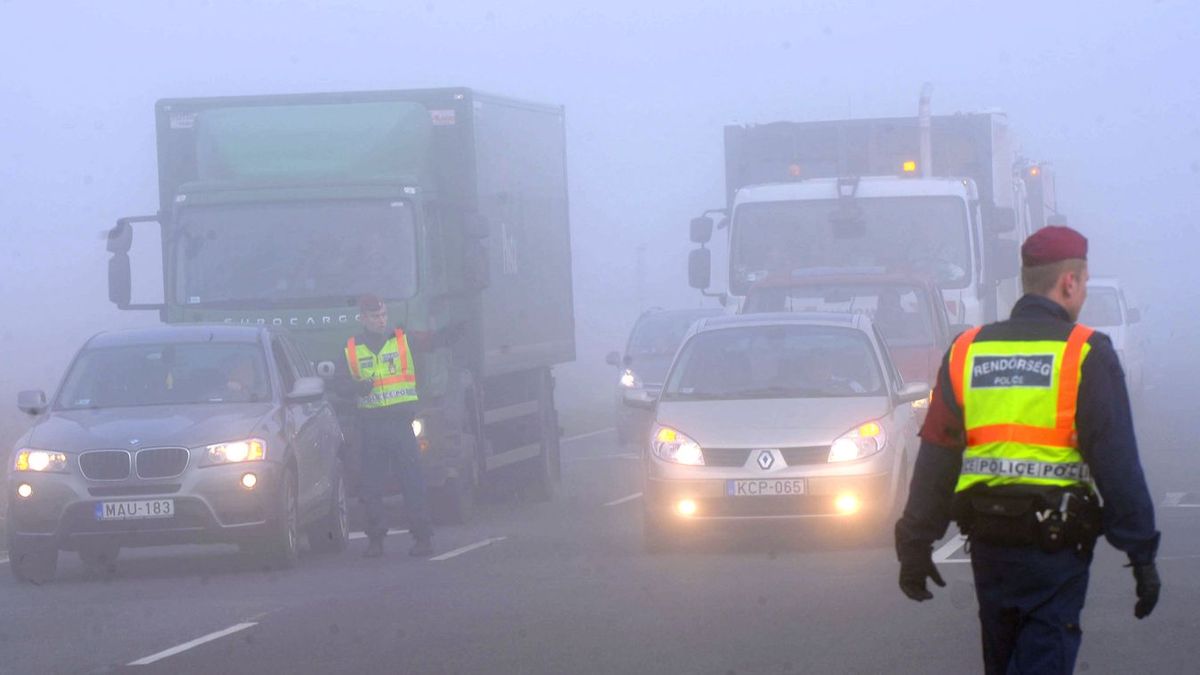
[245,468,299,569]
[307,469,349,554]
[8,534,58,584]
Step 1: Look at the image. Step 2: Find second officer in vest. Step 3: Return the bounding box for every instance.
[343,294,434,558]
[895,226,1160,674]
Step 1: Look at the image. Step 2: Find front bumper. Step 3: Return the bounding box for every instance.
[5,462,285,551]
[645,472,891,521]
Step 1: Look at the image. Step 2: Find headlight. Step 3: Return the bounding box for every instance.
[650,425,704,465]
[412,418,425,438]
[202,438,266,466]
[619,370,640,388]
[828,421,886,462]
[13,449,68,473]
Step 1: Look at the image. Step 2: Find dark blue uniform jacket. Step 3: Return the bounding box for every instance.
[896,294,1160,565]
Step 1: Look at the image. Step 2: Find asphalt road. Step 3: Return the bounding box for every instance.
[2,384,1198,675]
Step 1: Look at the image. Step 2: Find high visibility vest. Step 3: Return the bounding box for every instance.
[950,323,1094,492]
[345,329,418,409]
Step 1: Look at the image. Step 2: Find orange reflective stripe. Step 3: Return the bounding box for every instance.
[346,337,360,379]
[950,326,982,407]
[374,375,416,386]
[1056,324,1093,430]
[394,328,410,377]
[967,424,1076,448]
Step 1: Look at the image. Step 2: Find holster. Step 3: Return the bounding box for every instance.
[953,484,1102,556]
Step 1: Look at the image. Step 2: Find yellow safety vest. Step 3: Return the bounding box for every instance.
[345,329,418,409]
[950,323,1094,492]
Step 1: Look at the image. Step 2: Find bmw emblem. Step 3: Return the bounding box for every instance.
[129,438,140,446]
[757,450,775,470]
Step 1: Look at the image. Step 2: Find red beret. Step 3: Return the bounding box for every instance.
[357,294,385,312]
[1021,226,1088,267]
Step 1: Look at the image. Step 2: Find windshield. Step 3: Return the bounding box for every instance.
[730,196,971,293]
[1080,287,1123,327]
[744,283,937,347]
[174,199,417,308]
[663,324,884,400]
[56,343,272,409]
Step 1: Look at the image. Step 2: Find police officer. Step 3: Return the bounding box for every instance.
[895,226,1161,674]
[342,294,434,558]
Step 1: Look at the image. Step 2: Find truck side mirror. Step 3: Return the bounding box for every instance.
[688,248,712,290]
[107,221,133,253]
[108,252,132,307]
[986,238,1020,283]
[690,216,714,244]
[985,206,1016,234]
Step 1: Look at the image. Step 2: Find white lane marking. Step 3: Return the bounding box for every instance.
[562,427,615,444]
[430,536,508,562]
[128,622,257,666]
[563,453,639,463]
[932,534,970,564]
[1162,492,1185,507]
[1158,554,1200,561]
[604,492,643,507]
[348,529,409,541]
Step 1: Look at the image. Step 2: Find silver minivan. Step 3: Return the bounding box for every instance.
[635,312,927,550]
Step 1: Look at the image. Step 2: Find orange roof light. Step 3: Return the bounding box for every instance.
[901,160,917,173]
[1029,166,1041,177]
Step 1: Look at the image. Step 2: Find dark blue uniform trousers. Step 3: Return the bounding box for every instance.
[970,541,1091,675]
[359,409,433,543]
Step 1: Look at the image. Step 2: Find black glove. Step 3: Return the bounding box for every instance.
[355,378,375,396]
[1132,563,1161,619]
[898,545,946,602]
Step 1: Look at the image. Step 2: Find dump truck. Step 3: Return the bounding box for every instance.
[106,88,576,523]
[688,89,1046,326]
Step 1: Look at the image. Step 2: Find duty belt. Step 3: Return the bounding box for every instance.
[961,456,1091,482]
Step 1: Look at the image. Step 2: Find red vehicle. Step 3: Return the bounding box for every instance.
[741,273,954,386]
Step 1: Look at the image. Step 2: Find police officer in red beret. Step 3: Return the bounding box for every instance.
[895,226,1160,674]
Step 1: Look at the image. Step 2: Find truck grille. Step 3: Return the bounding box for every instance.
[79,450,131,480]
[136,447,190,479]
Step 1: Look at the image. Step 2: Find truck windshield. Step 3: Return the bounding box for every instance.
[57,343,272,410]
[174,199,417,308]
[730,196,971,293]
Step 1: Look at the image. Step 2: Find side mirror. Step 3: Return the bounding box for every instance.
[17,390,48,415]
[108,252,132,307]
[1127,308,1141,324]
[688,248,712,290]
[605,351,621,367]
[107,221,133,253]
[985,206,1016,234]
[287,376,325,402]
[986,238,1020,283]
[623,391,657,410]
[315,361,336,378]
[896,382,930,404]
[690,216,714,244]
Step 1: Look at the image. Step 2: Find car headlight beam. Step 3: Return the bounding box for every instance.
[650,425,705,466]
[828,421,886,463]
[14,449,68,473]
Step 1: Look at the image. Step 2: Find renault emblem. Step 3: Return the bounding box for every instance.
[757,450,774,470]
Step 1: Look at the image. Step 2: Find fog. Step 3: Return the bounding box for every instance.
[2,0,1198,443]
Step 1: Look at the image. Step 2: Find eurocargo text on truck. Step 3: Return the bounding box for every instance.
[687,87,1063,326]
[105,88,575,524]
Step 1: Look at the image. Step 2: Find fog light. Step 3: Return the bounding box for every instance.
[16,483,33,498]
[835,493,860,515]
[676,499,698,517]
[241,472,258,489]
